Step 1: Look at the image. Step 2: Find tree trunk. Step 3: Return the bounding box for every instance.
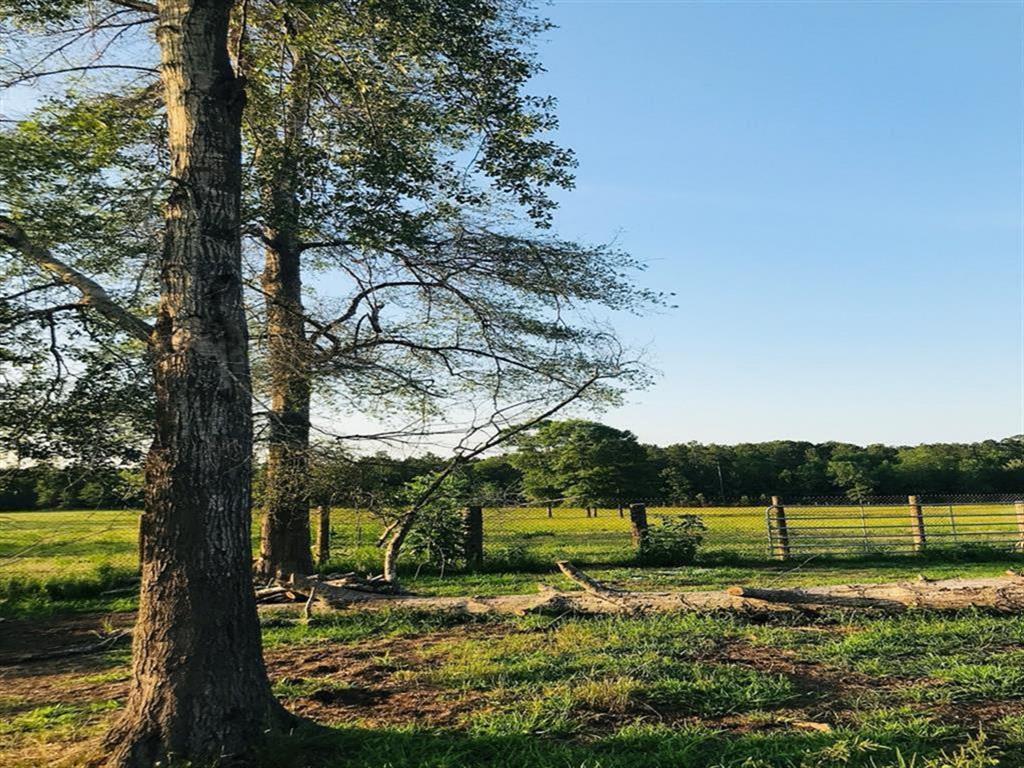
[254,32,315,579]
[255,239,313,578]
[103,2,284,765]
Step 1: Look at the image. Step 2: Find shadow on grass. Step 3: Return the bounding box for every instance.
[698,546,1024,571]
[258,719,969,768]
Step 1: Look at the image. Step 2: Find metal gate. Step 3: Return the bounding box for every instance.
[765,496,1024,559]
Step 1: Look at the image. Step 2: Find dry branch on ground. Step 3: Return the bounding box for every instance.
[259,566,1024,618]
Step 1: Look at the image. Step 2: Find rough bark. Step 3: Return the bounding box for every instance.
[275,572,1024,618]
[254,32,315,579]
[102,2,284,765]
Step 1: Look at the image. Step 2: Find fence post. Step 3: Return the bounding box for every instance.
[769,496,790,561]
[629,502,649,549]
[908,495,926,553]
[1015,500,1024,552]
[463,505,483,570]
[315,504,331,566]
[618,500,624,518]
[546,502,553,519]
[137,512,144,574]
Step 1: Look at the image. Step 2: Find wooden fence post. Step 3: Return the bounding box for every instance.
[315,504,331,567]
[546,502,553,519]
[315,505,331,565]
[1015,500,1024,552]
[769,496,790,561]
[463,505,483,570]
[629,503,649,549]
[618,501,624,518]
[908,495,927,553]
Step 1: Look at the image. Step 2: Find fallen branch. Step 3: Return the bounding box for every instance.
[725,574,1024,611]
[555,561,621,596]
[258,570,1024,617]
[555,560,630,610]
[255,585,307,604]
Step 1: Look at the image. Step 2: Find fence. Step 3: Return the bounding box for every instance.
[1,495,1022,588]
[766,495,1024,560]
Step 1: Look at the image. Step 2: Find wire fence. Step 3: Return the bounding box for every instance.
[767,495,1024,559]
[1,494,1022,590]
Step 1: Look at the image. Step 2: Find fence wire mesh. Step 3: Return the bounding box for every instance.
[1,494,1022,590]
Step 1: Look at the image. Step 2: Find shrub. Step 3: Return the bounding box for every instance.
[401,472,471,576]
[636,514,705,566]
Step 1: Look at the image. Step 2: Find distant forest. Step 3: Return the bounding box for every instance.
[3,424,1021,510]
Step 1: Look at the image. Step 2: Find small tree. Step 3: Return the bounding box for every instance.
[637,515,706,566]
[400,472,471,577]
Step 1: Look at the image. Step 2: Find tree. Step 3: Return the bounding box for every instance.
[1,1,285,764]
[826,444,896,503]
[1,0,652,756]
[510,420,655,507]
[240,0,658,577]
[0,1,660,582]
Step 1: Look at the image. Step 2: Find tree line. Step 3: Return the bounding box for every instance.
[5,423,1020,511]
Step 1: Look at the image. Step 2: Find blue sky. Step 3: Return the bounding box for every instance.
[3,3,1019,451]
[530,0,1023,446]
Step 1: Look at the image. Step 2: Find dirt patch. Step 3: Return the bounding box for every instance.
[3,609,1024,767]
[0,613,135,665]
[263,627,492,727]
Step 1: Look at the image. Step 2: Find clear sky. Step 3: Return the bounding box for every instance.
[529,0,1024,446]
[4,3,1020,451]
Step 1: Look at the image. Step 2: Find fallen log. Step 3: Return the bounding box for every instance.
[259,569,1024,617]
[726,574,1024,611]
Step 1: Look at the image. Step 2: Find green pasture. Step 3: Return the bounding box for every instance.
[2,504,1022,611]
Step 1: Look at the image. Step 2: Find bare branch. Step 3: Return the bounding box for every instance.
[378,366,622,580]
[0,218,152,343]
[107,0,158,14]
[1,64,158,88]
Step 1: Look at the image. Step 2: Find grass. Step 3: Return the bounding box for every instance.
[3,507,1021,766]
[5,607,1022,766]
[255,609,1024,767]
[2,505,1023,618]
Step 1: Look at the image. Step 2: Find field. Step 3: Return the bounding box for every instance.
[3,502,1021,596]
[3,605,1024,766]
[3,505,1024,766]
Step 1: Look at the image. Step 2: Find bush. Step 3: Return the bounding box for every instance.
[401,472,471,576]
[636,514,705,566]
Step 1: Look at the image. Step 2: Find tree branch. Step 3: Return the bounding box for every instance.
[1,64,159,88]
[378,367,621,581]
[107,0,159,14]
[0,218,152,343]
